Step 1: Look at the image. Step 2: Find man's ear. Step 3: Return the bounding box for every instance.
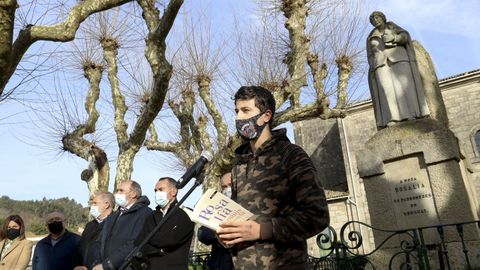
[263,110,273,124]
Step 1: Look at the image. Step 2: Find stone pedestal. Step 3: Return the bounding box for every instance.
[357,118,480,246]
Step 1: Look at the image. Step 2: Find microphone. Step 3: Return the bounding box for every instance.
[176,151,213,189]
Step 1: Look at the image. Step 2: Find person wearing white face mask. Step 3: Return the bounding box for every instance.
[134,177,194,270]
[197,173,234,270]
[92,180,151,270]
[74,191,114,270]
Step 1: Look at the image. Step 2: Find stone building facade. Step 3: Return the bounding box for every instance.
[294,69,480,255]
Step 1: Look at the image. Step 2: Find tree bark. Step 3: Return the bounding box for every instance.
[281,0,309,107]
[0,0,17,99]
[335,55,353,109]
[197,76,228,148]
[62,63,109,198]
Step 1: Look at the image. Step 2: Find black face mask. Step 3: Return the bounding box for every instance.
[6,228,20,240]
[47,221,64,234]
[235,112,267,141]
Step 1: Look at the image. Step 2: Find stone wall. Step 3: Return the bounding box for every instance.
[441,70,480,199]
[294,118,348,192]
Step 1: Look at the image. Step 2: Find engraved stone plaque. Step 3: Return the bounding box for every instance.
[384,155,439,229]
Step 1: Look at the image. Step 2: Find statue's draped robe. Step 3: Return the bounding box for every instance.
[367,22,429,128]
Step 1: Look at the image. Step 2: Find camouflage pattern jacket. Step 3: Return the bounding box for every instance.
[232,129,330,270]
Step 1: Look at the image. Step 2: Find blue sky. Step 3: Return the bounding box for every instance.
[1,0,479,209]
[377,0,480,78]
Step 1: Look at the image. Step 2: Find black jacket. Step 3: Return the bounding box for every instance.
[135,200,194,270]
[75,219,104,268]
[93,196,152,270]
[198,226,233,270]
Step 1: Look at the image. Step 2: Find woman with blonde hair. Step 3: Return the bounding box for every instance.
[0,215,33,270]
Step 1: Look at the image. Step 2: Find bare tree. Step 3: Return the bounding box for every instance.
[54,0,184,197]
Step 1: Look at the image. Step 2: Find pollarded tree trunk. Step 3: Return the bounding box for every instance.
[0,0,16,99]
[82,147,110,196]
[62,62,110,198]
[281,0,309,107]
[115,147,139,189]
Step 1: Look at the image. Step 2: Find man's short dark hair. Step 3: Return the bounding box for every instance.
[158,177,177,189]
[234,86,276,124]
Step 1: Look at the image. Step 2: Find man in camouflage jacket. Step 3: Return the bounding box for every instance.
[217,86,330,269]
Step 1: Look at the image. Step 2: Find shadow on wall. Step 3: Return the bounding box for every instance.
[310,122,348,192]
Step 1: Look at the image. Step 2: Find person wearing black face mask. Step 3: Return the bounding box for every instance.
[0,215,32,270]
[217,86,329,269]
[32,211,80,270]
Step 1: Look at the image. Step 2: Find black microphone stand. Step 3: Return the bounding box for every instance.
[118,175,205,270]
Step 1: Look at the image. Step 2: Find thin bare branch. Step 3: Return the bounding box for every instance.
[1,0,134,95]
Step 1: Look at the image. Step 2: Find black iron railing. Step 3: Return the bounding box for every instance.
[312,220,480,270]
[188,252,210,270]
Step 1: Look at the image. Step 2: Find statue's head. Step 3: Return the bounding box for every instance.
[369,11,386,27]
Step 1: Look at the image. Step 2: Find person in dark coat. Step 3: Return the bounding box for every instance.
[74,191,115,270]
[135,177,194,270]
[197,173,233,270]
[32,211,81,270]
[92,180,152,270]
